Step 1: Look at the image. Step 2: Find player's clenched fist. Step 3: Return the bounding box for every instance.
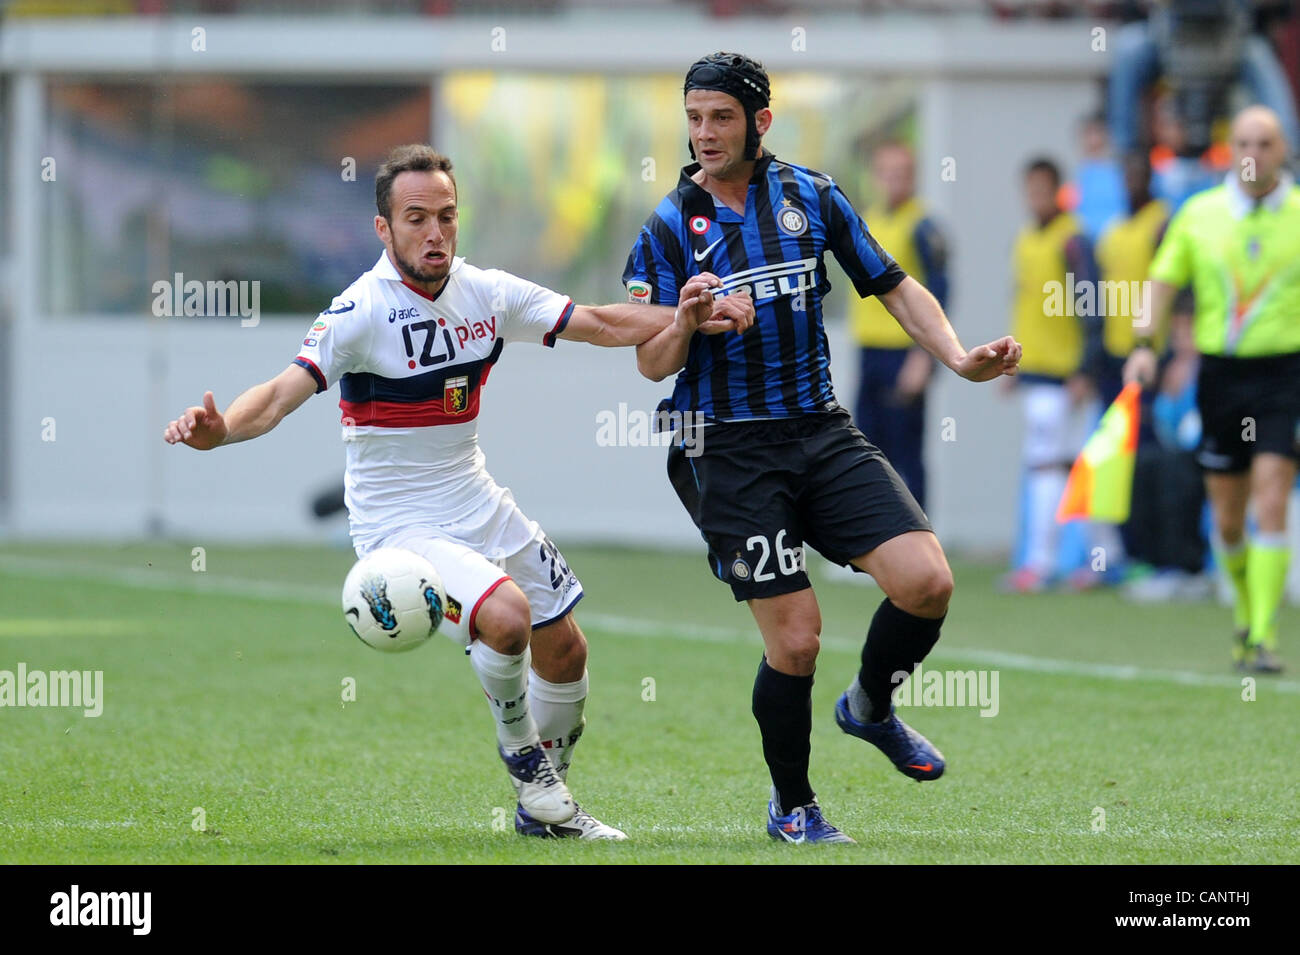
[953,335,1022,382]
[675,272,723,332]
[675,271,753,337]
[163,391,228,450]
[700,288,753,336]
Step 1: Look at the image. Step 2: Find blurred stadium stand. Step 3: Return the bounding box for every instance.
[2,2,1149,16]
[1,2,1297,578]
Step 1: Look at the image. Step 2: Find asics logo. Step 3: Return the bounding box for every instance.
[693,236,725,263]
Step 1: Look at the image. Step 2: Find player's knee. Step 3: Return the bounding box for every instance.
[1253,487,1291,533]
[772,632,821,674]
[1215,512,1246,544]
[895,565,953,619]
[473,584,532,656]
[563,625,589,671]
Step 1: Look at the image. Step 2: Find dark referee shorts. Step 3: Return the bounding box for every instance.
[667,406,932,601]
[1196,352,1300,474]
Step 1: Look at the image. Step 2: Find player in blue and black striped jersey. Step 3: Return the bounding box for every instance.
[625,52,1023,844]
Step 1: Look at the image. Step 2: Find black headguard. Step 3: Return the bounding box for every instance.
[683,52,771,161]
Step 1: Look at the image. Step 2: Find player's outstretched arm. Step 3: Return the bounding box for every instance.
[560,273,749,351]
[634,276,754,382]
[878,275,1022,382]
[163,363,318,450]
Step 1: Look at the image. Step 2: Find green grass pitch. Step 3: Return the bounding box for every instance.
[1,541,1297,864]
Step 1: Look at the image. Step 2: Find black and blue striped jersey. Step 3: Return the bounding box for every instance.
[623,151,907,422]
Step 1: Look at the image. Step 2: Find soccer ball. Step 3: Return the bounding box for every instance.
[341,547,446,653]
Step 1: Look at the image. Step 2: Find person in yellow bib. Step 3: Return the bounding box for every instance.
[1125,106,1300,674]
[1095,153,1170,406]
[1004,157,1102,593]
[848,142,950,509]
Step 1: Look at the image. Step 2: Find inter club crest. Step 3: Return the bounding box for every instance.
[445,375,469,414]
[777,198,808,236]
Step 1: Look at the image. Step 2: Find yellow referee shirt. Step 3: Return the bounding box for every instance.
[1149,172,1300,357]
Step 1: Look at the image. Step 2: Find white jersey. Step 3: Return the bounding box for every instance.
[294,252,574,554]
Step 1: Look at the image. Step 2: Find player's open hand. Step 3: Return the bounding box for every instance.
[698,288,753,336]
[954,336,1021,382]
[163,391,228,450]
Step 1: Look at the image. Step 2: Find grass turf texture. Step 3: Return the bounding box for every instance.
[1,542,1297,864]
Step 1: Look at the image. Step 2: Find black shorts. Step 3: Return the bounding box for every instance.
[667,407,932,601]
[1196,352,1300,474]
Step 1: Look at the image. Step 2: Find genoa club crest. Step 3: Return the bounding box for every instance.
[444,375,469,414]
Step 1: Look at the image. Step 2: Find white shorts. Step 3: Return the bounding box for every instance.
[373,494,583,647]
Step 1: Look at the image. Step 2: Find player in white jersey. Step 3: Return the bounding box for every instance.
[163,144,753,840]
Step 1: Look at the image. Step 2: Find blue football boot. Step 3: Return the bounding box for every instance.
[835,694,945,781]
[766,795,856,845]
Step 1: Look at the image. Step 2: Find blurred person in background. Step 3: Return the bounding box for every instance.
[1150,94,1229,209]
[1095,151,1171,406]
[1125,105,1300,673]
[1003,158,1103,593]
[1090,152,1174,584]
[1123,300,1212,601]
[1109,0,1300,164]
[1067,112,1127,242]
[848,141,951,510]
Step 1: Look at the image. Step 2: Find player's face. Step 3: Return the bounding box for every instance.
[686,90,752,180]
[1231,114,1286,191]
[1078,120,1108,159]
[1024,170,1058,222]
[378,170,458,288]
[873,147,914,208]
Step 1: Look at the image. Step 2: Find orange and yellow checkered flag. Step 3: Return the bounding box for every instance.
[1056,382,1141,524]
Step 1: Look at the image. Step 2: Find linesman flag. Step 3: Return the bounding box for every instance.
[1056,382,1141,524]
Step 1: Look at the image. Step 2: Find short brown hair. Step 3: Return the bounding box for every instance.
[375,145,456,220]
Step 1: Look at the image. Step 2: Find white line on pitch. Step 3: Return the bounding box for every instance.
[2,553,1297,695]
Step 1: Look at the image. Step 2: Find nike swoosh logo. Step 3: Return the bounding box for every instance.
[693,236,725,263]
[907,762,933,773]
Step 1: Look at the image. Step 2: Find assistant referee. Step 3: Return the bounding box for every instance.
[1125,105,1300,674]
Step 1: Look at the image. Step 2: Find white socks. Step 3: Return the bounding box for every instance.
[530,671,588,780]
[1025,466,1068,575]
[468,643,589,776]
[468,642,538,753]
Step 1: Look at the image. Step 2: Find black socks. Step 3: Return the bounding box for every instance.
[857,597,945,722]
[751,599,945,810]
[752,658,815,813]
